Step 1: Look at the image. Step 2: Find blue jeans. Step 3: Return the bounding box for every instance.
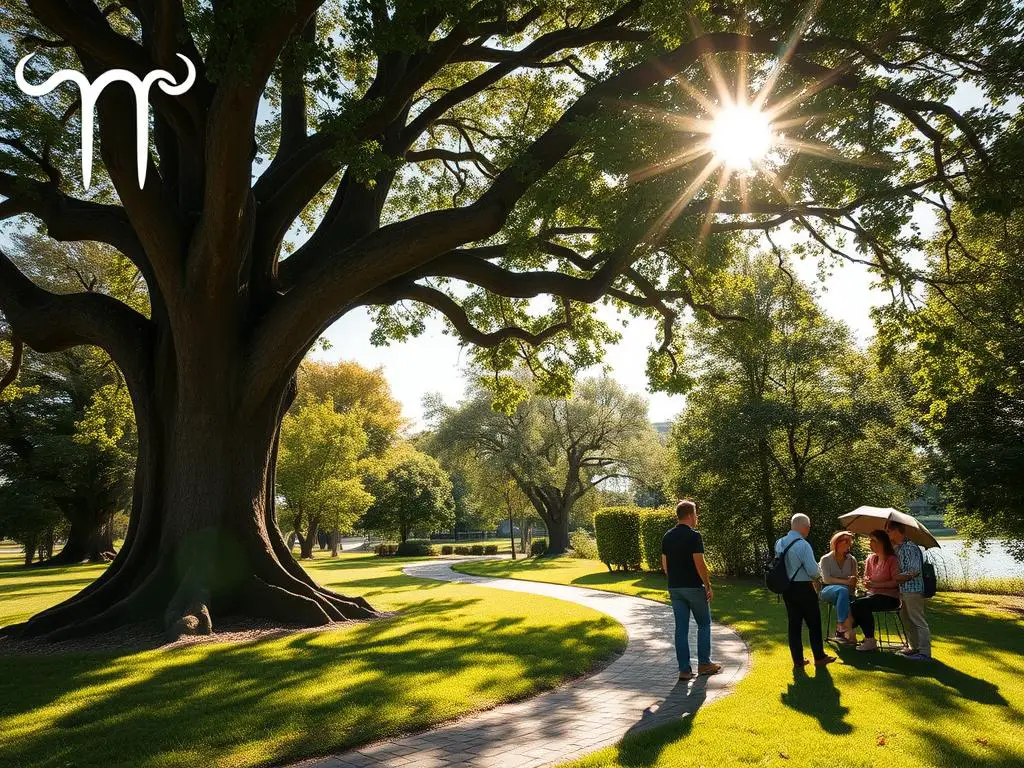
[668,587,711,671]
[819,585,852,623]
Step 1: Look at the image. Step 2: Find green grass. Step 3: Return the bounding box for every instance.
[454,558,1024,768]
[0,551,626,768]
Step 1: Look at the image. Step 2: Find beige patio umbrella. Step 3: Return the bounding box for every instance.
[838,506,941,549]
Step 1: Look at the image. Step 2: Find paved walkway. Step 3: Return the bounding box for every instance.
[295,560,751,768]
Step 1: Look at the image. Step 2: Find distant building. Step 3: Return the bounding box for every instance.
[652,421,672,437]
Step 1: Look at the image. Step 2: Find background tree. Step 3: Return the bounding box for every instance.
[0,237,140,565]
[0,0,1015,637]
[667,252,920,572]
[277,398,374,559]
[282,359,404,553]
[877,125,1024,559]
[430,376,661,553]
[360,443,454,543]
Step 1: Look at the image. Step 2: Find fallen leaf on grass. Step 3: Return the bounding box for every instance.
[876,734,889,747]
[976,738,989,746]
[778,752,790,760]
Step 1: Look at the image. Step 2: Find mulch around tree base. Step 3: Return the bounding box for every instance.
[0,611,398,657]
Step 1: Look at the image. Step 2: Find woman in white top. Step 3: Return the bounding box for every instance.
[818,531,857,643]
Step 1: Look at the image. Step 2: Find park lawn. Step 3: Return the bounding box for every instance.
[0,551,626,768]
[455,558,1024,768]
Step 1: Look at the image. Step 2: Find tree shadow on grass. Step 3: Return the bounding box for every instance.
[780,665,852,734]
[0,595,626,768]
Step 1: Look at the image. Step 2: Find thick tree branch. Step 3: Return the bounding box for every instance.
[363,283,574,348]
[0,248,153,384]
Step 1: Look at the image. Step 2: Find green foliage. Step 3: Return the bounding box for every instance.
[360,443,455,542]
[454,545,469,555]
[440,545,454,556]
[569,530,599,560]
[667,252,920,574]
[639,509,677,571]
[484,544,499,555]
[374,543,398,557]
[277,398,374,549]
[469,544,485,556]
[394,539,436,557]
[594,508,642,571]
[530,539,548,557]
[427,376,662,551]
[876,179,1024,558]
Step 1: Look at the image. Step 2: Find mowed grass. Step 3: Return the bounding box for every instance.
[0,550,626,768]
[455,558,1024,768]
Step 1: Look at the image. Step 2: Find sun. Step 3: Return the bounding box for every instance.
[708,103,776,171]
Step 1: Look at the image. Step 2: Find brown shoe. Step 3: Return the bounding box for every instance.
[815,655,836,667]
[678,671,694,681]
[698,663,722,675]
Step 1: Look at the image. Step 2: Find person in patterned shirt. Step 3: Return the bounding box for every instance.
[885,521,932,660]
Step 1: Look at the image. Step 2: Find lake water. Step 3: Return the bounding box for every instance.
[926,539,1023,580]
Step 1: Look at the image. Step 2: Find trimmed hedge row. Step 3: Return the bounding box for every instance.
[594,507,677,571]
[595,508,642,571]
[396,539,437,557]
[439,544,500,556]
[639,508,678,571]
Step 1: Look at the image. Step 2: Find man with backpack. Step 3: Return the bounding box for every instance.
[885,521,932,660]
[774,514,836,671]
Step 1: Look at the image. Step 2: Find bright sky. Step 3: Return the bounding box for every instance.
[311,240,885,428]
[313,83,999,429]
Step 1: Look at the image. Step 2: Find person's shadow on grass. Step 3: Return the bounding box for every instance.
[781,666,852,735]
[838,650,1008,706]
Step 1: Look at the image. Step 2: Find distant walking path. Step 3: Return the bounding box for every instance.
[295,559,751,768]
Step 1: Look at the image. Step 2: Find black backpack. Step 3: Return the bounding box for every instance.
[764,539,804,594]
[921,547,938,598]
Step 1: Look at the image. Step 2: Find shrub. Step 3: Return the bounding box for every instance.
[530,538,548,556]
[594,508,642,571]
[374,543,398,557]
[440,544,454,555]
[454,545,469,555]
[484,544,499,555]
[395,539,436,557]
[639,508,678,570]
[470,544,485,555]
[569,530,599,560]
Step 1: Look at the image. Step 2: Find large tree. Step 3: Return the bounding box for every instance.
[360,442,454,543]
[429,376,661,553]
[0,1,1016,637]
[876,124,1024,559]
[277,398,374,559]
[667,252,921,572]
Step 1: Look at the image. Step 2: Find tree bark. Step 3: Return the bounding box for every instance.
[299,518,319,559]
[48,509,117,565]
[523,485,571,554]
[2,355,376,641]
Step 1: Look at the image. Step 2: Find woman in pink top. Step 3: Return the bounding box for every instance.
[850,530,901,651]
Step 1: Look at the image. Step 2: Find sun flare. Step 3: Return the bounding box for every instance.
[708,104,776,171]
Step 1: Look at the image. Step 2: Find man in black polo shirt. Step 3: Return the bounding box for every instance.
[662,499,721,681]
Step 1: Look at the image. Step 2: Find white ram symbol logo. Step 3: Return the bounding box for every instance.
[15,53,196,190]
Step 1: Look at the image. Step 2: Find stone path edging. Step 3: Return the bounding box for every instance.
[294,559,751,768]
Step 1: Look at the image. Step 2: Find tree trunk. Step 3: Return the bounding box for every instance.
[22,536,36,566]
[49,508,118,565]
[330,529,339,557]
[3,361,376,642]
[524,485,571,554]
[299,518,319,559]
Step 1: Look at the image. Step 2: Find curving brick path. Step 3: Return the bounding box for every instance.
[294,559,751,768]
